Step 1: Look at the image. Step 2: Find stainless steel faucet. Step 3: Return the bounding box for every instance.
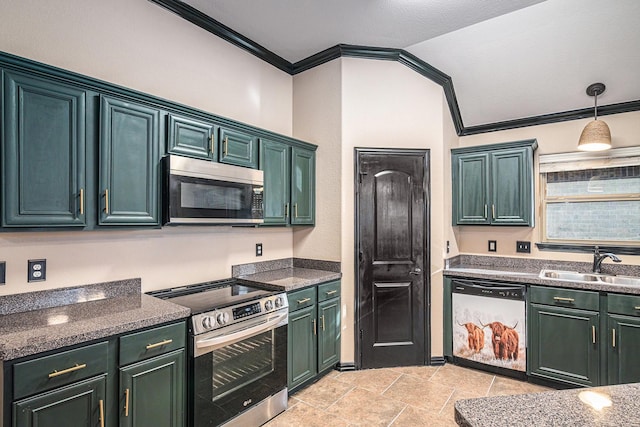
[592,246,622,273]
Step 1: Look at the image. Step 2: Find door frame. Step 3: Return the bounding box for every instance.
[353,147,432,369]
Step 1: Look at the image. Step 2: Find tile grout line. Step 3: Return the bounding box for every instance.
[380,372,404,395]
[486,375,497,396]
[386,403,409,427]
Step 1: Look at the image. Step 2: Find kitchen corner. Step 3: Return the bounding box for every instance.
[233,258,342,291]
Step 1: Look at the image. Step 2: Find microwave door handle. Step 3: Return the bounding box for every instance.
[196,312,287,352]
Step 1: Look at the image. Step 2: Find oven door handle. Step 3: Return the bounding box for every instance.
[195,312,287,352]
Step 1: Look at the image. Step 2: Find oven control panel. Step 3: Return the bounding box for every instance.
[192,293,289,334]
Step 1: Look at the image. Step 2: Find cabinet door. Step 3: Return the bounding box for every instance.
[608,314,640,385]
[2,71,86,227]
[119,349,185,427]
[490,148,532,225]
[219,127,258,168]
[529,304,599,387]
[167,114,215,160]
[99,96,160,225]
[260,139,291,225]
[13,376,106,427]
[288,305,317,390]
[290,147,315,225]
[318,297,341,373]
[452,152,489,225]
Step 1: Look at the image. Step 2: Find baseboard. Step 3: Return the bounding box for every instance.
[430,356,446,366]
[336,362,357,372]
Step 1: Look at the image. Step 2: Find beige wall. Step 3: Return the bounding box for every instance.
[455,111,640,266]
[0,0,295,295]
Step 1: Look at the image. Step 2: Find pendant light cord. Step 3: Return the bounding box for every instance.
[594,90,599,120]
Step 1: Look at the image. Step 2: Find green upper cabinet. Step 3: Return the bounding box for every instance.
[260,139,291,225]
[452,139,536,226]
[167,114,216,161]
[99,96,160,226]
[219,127,258,168]
[291,146,315,225]
[2,71,87,227]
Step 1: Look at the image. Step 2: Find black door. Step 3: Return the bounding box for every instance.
[356,149,430,369]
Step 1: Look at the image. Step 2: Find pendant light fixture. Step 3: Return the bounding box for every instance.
[577,82,611,151]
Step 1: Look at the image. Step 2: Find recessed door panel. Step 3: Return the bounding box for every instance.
[374,171,412,262]
[373,282,412,345]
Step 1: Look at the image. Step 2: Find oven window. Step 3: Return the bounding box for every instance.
[210,330,274,400]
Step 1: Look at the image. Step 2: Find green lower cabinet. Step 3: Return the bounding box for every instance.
[2,70,87,228]
[119,349,185,427]
[528,304,600,387]
[288,305,317,390]
[607,314,640,385]
[13,375,107,427]
[99,96,160,226]
[318,298,341,372]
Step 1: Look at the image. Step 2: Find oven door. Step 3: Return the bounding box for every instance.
[191,310,287,426]
[167,172,263,225]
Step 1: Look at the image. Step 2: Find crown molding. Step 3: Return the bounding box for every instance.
[148,0,640,137]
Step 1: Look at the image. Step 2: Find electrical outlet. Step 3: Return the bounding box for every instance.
[0,261,5,285]
[28,259,46,282]
[488,240,497,252]
[256,243,263,257]
[516,241,531,253]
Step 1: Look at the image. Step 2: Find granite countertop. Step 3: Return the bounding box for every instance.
[455,382,640,427]
[444,255,640,295]
[239,267,342,291]
[0,279,190,361]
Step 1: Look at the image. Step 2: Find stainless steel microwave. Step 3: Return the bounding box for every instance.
[164,155,264,225]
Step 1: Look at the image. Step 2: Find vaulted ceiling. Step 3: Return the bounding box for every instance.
[159,0,640,132]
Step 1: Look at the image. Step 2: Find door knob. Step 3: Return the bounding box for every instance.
[409,268,422,275]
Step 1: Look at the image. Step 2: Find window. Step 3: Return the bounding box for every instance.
[539,147,640,246]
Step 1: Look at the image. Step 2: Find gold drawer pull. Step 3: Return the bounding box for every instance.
[146,339,173,350]
[634,306,640,310]
[124,388,130,417]
[99,399,105,427]
[553,296,575,302]
[297,297,311,304]
[326,290,338,296]
[48,363,87,378]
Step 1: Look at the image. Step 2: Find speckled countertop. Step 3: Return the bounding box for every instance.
[0,279,190,361]
[455,382,640,427]
[445,255,640,295]
[234,258,341,291]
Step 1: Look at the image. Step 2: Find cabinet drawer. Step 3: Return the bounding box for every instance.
[14,341,108,400]
[530,286,599,311]
[608,293,640,317]
[288,287,316,312]
[119,321,186,366]
[318,281,341,302]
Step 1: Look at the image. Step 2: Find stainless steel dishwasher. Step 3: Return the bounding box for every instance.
[451,278,527,379]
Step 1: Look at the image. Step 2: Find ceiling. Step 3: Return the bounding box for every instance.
[178,0,640,129]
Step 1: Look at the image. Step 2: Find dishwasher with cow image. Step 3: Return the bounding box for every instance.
[451,278,527,379]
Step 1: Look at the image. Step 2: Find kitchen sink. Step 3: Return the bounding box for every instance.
[539,270,640,286]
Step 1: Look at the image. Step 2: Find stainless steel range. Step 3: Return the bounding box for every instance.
[148,279,288,427]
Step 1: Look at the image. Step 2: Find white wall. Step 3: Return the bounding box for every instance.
[455,111,640,266]
[0,0,295,295]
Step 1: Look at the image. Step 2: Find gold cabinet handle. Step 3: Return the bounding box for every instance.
[79,188,84,215]
[484,204,488,218]
[124,388,130,417]
[592,325,596,344]
[210,134,215,154]
[223,136,228,156]
[634,306,640,310]
[326,290,337,296]
[612,329,616,348]
[312,318,317,336]
[553,296,575,303]
[294,204,298,218]
[99,399,105,427]
[285,203,289,218]
[297,297,311,304]
[104,189,110,214]
[321,315,325,331]
[492,204,495,219]
[48,363,87,378]
[146,339,173,350]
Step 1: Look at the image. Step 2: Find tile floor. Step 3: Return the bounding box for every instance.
[265,364,552,426]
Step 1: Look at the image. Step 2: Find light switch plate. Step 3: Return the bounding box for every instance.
[488,240,497,252]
